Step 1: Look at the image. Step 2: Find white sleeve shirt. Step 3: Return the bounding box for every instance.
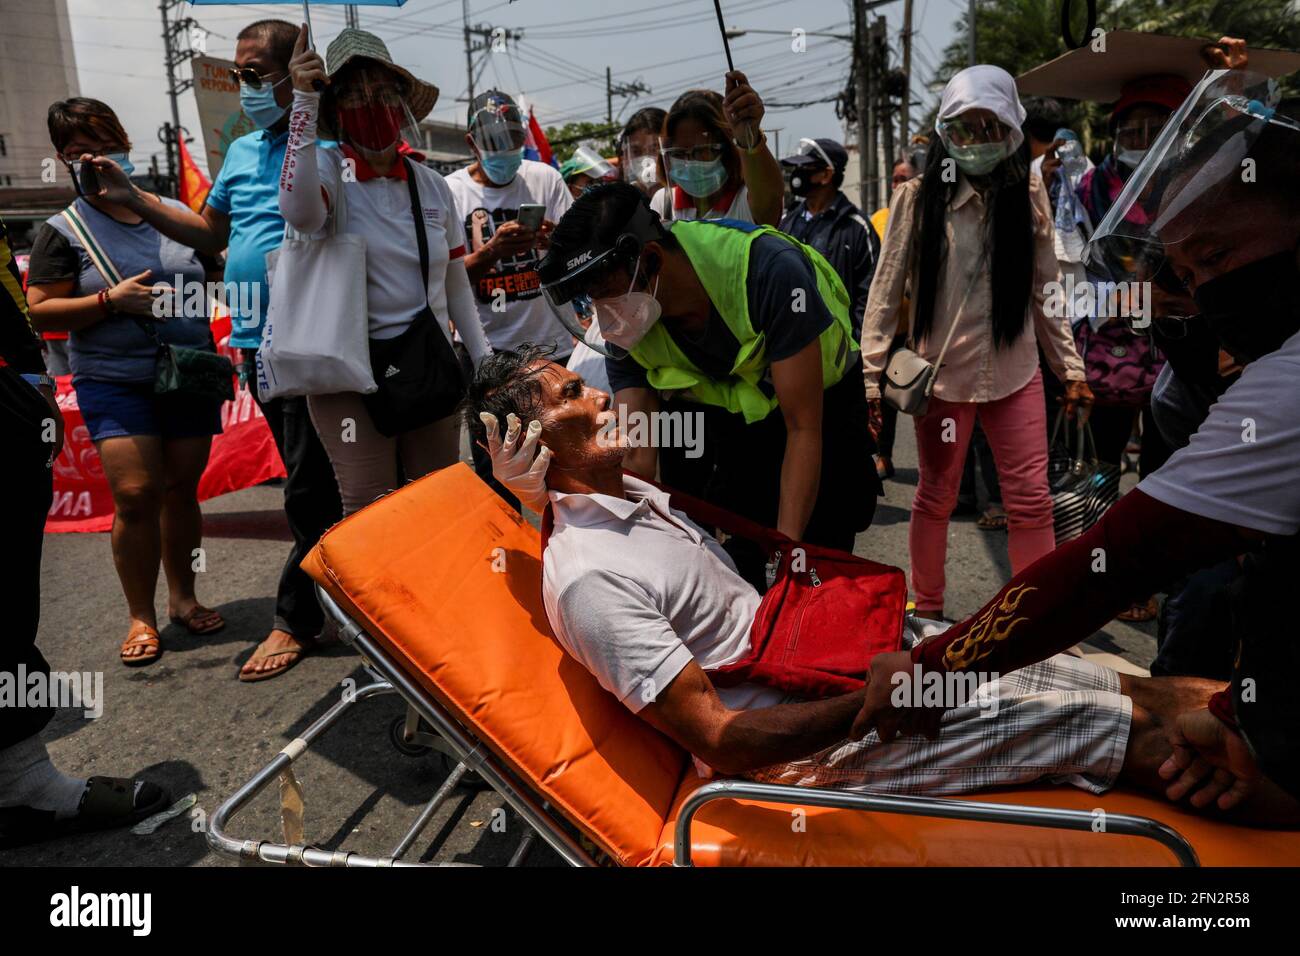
[1139,329,1300,536]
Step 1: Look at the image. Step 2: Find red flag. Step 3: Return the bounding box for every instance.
[526,107,557,168]
[177,132,211,213]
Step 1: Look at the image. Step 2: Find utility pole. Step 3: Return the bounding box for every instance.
[968,0,977,66]
[852,0,871,212]
[462,6,523,104]
[606,68,651,125]
[900,0,913,147]
[158,0,196,198]
[874,16,893,202]
[345,5,360,29]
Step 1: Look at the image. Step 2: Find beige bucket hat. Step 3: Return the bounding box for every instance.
[325,28,439,122]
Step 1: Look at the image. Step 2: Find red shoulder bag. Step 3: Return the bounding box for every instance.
[541,473,907,699]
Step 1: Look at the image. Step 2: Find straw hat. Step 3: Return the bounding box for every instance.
[325,28,439,122]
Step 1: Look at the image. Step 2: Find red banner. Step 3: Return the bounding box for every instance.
[45,315,287,533]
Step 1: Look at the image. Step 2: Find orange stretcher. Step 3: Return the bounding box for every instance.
[206,464,1300,867]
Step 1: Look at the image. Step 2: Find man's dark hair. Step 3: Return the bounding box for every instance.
[539,181,677,288]
[236,18,299,70]
[461,344,555,452]
[47,98,130,154]
[1021,96,1067,144]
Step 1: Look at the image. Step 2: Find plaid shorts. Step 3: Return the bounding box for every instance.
[747,653,1132,796]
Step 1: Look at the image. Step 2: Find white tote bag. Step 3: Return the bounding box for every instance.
[257,177,375,400]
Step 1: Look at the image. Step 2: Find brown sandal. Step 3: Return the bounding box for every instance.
[169,604,225,635]
[238,635,312,683]
[120,623,161,666]
[976,507,1008,531]
[1117,596,1160,623]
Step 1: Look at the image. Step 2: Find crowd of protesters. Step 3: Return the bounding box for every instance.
[3,13,1298,847]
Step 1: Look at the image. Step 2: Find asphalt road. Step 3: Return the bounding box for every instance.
[8,423,1157,867]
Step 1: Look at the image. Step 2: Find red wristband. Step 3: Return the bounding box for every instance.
[1208,689,1238,729]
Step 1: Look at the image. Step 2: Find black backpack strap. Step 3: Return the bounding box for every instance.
[402,156,430,288]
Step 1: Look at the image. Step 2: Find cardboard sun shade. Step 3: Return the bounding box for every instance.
[1016,31,1300,102]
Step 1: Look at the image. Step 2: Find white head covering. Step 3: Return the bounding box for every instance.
[935,65,1027,154]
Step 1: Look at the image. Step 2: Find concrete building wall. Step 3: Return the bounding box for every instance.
[0,0,80,188]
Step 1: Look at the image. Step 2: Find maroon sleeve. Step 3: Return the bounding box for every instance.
[914,489,1251,675]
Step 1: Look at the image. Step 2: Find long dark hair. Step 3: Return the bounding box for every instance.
[911,136,1033,348]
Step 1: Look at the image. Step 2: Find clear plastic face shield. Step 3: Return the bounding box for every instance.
[621,129,662,195]
[469,97,527,154]
[330,62,420,157]
[568,146,618,184]
[659,130,729,202]
[795,137,834,169]
[540,200,665,360]
[1087,70,1300,296]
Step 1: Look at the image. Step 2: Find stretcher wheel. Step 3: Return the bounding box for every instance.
[389,715,431,756]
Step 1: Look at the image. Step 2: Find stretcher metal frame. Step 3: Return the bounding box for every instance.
[206,588,1200,868]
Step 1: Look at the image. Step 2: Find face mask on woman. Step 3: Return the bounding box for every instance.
[668,158,728,199]
[948,141,1007,177]
[625,155,658,189]
[480,147,524,185]
[594,258,662,352]
[1116,147,1146,170]
[105,152,136,176]
[338,104,404,153]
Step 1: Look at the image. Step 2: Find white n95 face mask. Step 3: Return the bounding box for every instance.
[594,260,661,352]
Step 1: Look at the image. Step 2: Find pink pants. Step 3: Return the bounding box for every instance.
[909,370,1056,613]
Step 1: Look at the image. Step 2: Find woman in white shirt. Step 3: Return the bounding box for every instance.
[651,78,784,227]
[279,27,490,515]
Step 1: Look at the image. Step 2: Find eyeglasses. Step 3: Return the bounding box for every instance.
[1114,117,1169,150]
[937,116,1008,147]
[659,141,725,164]
[228,67,285,90]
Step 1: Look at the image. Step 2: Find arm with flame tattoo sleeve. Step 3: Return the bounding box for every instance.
[913,489,1255,676]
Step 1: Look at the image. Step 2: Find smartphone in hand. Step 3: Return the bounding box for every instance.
[516,203,545,231]
[76,161,100,198]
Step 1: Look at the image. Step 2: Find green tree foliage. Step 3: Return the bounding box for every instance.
[930,0,1300,156]
[543,121,620,163]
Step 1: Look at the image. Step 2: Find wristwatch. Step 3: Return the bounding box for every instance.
[20,372,55,390]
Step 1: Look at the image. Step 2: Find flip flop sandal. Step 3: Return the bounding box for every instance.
[120,624,161,667]
[169,604,226,635]
[238,638,311,683]
[976,508,1008,531]
[0,776,170,850]
[1117,597,1159,623]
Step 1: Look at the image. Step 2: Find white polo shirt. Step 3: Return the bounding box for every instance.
[1139,328,1300,536]
[316,148,468,342]
[540,475,789,715]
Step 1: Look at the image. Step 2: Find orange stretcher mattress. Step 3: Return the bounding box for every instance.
[302,463,1300,866]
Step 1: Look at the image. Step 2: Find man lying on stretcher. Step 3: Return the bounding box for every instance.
[465,347,1298,824]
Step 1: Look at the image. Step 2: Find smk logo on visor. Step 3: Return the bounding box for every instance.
[566,250,594,271]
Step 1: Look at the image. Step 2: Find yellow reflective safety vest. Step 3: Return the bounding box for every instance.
[628,219,857,423]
